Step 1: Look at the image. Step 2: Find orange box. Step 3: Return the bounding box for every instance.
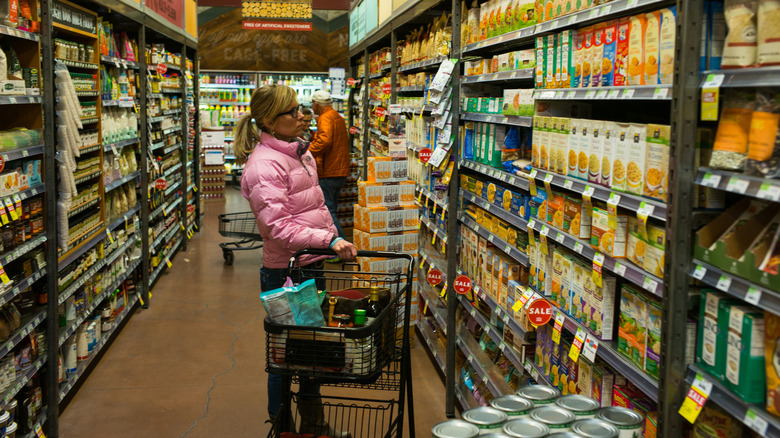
[627,14,647,85]
[354,204,388,233]
[367,157,409,183]
[614,17,631,86]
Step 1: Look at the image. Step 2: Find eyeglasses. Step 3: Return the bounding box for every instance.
[276,105,301,119]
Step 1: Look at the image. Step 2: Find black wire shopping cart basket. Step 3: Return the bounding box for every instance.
[265,249,416,438]
[217,212,263,265]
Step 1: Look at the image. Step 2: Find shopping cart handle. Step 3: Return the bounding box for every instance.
[288,249,414,270]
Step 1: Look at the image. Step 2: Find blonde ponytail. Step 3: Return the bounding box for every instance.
[233,84,298,165]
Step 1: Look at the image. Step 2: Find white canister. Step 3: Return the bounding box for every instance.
[64,336,77,376]
[76,324,89,361]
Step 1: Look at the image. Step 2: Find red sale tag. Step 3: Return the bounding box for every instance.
[454,275,472,294]
[427,268,443,286]
[419,148,433,163]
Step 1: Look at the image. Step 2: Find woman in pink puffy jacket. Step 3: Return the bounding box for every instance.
[234,84,355,437]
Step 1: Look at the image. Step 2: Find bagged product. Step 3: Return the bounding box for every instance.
[757,0,780,66]
[746,89,780,177]
[721,0,758,68]
[710,90,755,170]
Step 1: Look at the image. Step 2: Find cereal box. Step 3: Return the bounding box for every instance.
[581,26,594,88]
[646,300,662,379]
[500,259,521,308]
[591,205,628,258]
[536,37,546,89]
[577,119,590,179]
[546,34,557,89]
[588,120,605,185]
[625,123,647,196]
[615,17,631,86]
[601,20,617,87]
[644,124,670,202]
[627,14,647,85]
[540,117,551,170]
[618,285,648,369]
[659,8,676,84]
[564,195,592,240]
[557,117,570,175]
[600,121,616,188]
[561,30,574,88]
[567,119,580,177]
[573,31,584,88]
[591,361,616,407]
[726,306,765,404]
[548,117,559,172]
[644,11,661,85]
[590,23,605,87]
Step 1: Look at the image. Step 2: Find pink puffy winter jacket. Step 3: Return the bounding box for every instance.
[241,132,337,269]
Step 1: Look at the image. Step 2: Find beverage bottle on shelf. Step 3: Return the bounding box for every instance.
[220,106,227,120]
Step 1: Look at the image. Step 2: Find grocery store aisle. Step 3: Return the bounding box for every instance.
[59,189,446,437]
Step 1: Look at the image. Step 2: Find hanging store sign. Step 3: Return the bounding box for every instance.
[146,0,184,28]
[52,0,97,35]
[241,0,313,31]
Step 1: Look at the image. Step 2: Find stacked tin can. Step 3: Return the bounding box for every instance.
[432,385,644,438]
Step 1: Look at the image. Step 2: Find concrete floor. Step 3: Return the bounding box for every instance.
[59,189,447,437]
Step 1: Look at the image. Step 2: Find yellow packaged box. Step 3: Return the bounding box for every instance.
[358,181,386,208]
[643,124,670,202]
[367,156,409,183]
[354,204,387,233]
[546,191,565,229]
[643,11,661,85]
[625,123,647,195]
[609,122,631,192]
[626,216,647,268]
[643,223,665,278]
[591,205,628,258]
[564,195,592,240]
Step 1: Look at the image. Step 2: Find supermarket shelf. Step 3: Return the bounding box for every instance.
[58,259,141,347]
[107,205,141,233]
[417,280,447,334]
[103,138,140,152]
[149,62,180,72]
[165,181,182,197]
[100,55,140,69]
[686,365,778,436]
[150,203,165,221]
[23,410,46,438]
[164,108,182,116]
[0,268,46,308]
[0,309,45,362]
[417,186,448,212]
[461,69,534,84]
[398,85,424,92]
[68,196,101,218]
[163,143,182,154]
[59,226,106,270]
[102,98,135,107]
[57,235,139,306]
[459,214,529,266]
[527,216,663,296]
[701,67,780,89]
[80,117,99,124]
[0,234,46,268]
[398,105,434,115]
[162,127,180,136]
[150,141,166,151]
[0,24,39,42]
[555,302,659,402]
[0,95,42,105]
[164,163,182,177]
[460,160,530,192]
[58,59,99,70]
[458,293,526,372]
[0,145,44,162]
[78,144,101,154]
[419,215,447,243]
[461,269,531,342]
[460,112,532,127]
[462,0,673,54]
[105,171,140,193]
[1,355,45,407]
[530,168,668,222]
[461,187,531,233]
[150,238,182,286]
[696,167,780,202]
[691,259,780,316]
[455,384,478,411]
[398,56,447,73]
[524,357,554,386]
[18,183,44,201]
[199,100,245,106]
[161,87,181,94]
[201,83,256,89]
[75,90,99,97]
[416,324,446,374]
[59,292,140,402]
[73,169,101,185]
[457,335,512,397]
[369,72,383,79]
[148,93,163,99]
[534,85,672,101]
[152,225,178,249]
[148,115,166,123]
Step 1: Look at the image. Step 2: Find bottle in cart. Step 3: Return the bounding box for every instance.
[366,286,381,324]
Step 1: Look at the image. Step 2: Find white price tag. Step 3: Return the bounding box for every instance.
[614,262,627,277]
[653,88,669,99]
[541,226,550,237]
[644,277,659,293]
[601,5,611,14]
[582,185,595,198]
[588,8,598,18]
[716,274,732,292]
[7,97,16,104]
[581,334,599,362]
[608,89,620,99]
[488,234,494,242]
[568,15,577,24]
[585,90,596,99]
[596,90,608,99]
[528,219,536,229]
[574,242,584,253]
[726,177,749,194]
[567,91,576,99]
[744,409,769,435]
[555,232,565,244]
[692,373,714,396]
[593,252,605,265]
[492,73,499,80]
[622,89,635,99]
[692,264,707,280]
[745,286,762,306]
[758,183,780,201]
[564,179,574,190]
[638,203,656,218]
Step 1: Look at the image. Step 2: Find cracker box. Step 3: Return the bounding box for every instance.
[643,124,670,202]
[696,290,739,380]
[590,22,605,87]
[646,300,662,379]
[560,252,573,315]
[485,246,495,296]
[577,357,594,396]
[644,11,661,85]
[492,252,503,300]
[625,123,647,196]
[548,117,559,172]
[618,285,648,369]
[591,361,616,407]
[551,249,565,308]
[532,116,542,167]
[601,20,618,87]
[627,14,648,85]
[500,259,521,308]
[367,157,409,183]
[591,205,628,258]
[577,119,590,180]
[354,204,387,233]
[726,306,765,404]
[610,122,632,192]
[615,17,631,86]
[659,8,676,85]
[571,259,589,323]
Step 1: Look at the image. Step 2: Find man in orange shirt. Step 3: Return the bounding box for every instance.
[310,90,350,240]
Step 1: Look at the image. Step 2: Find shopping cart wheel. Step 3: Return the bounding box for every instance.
[223,249,234,266]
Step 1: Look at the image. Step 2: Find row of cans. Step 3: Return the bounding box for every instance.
[433,385,643,437]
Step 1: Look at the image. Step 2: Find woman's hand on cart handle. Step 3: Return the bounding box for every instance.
[332,239,357,261]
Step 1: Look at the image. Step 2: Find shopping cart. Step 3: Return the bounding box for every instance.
[217,212,263,265]
[265,249,415,438]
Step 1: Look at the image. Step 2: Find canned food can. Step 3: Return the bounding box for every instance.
[571,419,620,438]
[490,395,534,420]
[462,407,508,435]
[546,433,584,437]
[555,395,600,420]
[478,434,512,438]
[502,418,549,438]
[516,385,561,407]
[432,419,480,438]
[530,406,576,433]
[597,407,644,438]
